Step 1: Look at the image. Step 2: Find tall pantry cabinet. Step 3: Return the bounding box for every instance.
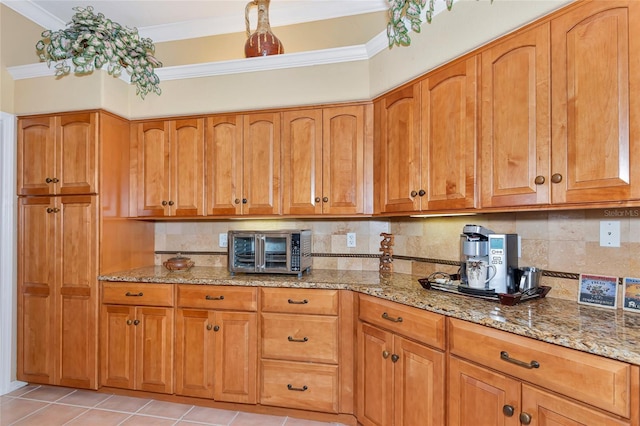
[17,110,155,389]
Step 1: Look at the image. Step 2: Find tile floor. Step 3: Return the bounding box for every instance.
[0,385,346,426]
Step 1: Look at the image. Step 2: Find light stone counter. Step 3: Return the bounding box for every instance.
[99,266,640,365]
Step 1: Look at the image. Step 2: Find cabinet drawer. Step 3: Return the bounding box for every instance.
[261,313,338,364]
[448,318,631,418]
[358,294,445,350]
[102,282,173,306]
[260,359,338,413]
[177,285,257,311]
[260,288,339,315]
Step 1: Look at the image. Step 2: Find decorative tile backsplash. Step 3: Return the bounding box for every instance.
[154,209,640,303]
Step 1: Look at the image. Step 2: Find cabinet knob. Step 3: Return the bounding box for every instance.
[391,354,399,363]
[213,325,220,332]
[322,197,328,202]
[242,198,247,204]
[382,350,390,359]
[52,177,59,183]
[206,324,213,331]
[551,173,563,184]
[519,412,532,425]
[502,405,515,417]
[418,189,426,197]
[534,175,545,185]
[235,199,240,204]
[410,190,418,197]
[168,200,174,206]
[45,177,53,183]
[46,207,56,214]
[315,197,321,203]
[133,319,140,326]
[162,200,168,206]
[126,319,133,326]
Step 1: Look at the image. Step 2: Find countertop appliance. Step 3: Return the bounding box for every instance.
[228,229,312,277]
[460,224,519,294]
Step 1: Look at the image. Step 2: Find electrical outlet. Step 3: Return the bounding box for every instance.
[219,233,228,248]
[347,232,356,248]
[600,221,620,247]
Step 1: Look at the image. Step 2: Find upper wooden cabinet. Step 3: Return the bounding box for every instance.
[205,112,281,216]
[480,23,551,208]
[18,112,97,196]
[282,104,373,215]
[375,57,477,214]
[133,118,205,217]
[482,1,640,208]
[550,0,640,204]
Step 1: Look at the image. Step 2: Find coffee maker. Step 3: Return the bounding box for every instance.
[460,224,519,294]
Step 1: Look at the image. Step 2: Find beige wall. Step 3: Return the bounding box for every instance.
[2,1,572,117]
[154,208,640,304]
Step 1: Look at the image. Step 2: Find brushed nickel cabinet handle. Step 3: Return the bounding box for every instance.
[502,405,515,417]
[125,292,143,297]
[205,295,225,301]
[287,336,309,343]
[382,312,403,323]
[500,351,539,369]
[519,412,532,425]
[287,384,308,392]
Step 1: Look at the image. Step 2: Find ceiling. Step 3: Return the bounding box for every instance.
[2,0,391,42]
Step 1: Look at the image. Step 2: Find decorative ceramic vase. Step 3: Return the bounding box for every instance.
[244,0,284,57]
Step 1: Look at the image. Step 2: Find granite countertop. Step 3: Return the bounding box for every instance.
[99,266,640,365]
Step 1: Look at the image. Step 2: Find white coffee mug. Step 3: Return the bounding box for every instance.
[466,260,496,289]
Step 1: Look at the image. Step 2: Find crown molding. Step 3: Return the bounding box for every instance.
[8,36,386,82]
[1,0,64,29]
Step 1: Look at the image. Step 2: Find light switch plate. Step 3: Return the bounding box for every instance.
[219,233,228,248]
[600,221,620,247]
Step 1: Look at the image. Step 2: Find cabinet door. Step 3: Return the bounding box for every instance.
[323,105,369,215]
[100,305,136,389]
[448,356,521,426]
[521,384,630,426]
[17,117,56,196]
[376,85,421,213]
[170,119,204,216]
[205,115,243,216]
[58,196,98,389]
[551,1,640,203]
[175,308,215,399]
[243,113,281,215]
[481,23,551,208]
[135,121,171,217]
[136,307,174,394]
[421,57,477,211]
[57,112,98,195]
[357,323,393,426]
[282,109,323,215]
[17,197,56,384]
[393,337,445,426]
[214,311,257,404]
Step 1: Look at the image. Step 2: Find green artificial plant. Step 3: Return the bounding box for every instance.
[36,6,163,99]
[387,0,491,48]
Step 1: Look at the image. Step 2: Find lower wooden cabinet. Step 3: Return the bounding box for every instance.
[174,285,258,403]
[449,356,631,426]
[175,308,257,403]
[100,282,174,394]
[357,294,446,426]
[357,322,445,426]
